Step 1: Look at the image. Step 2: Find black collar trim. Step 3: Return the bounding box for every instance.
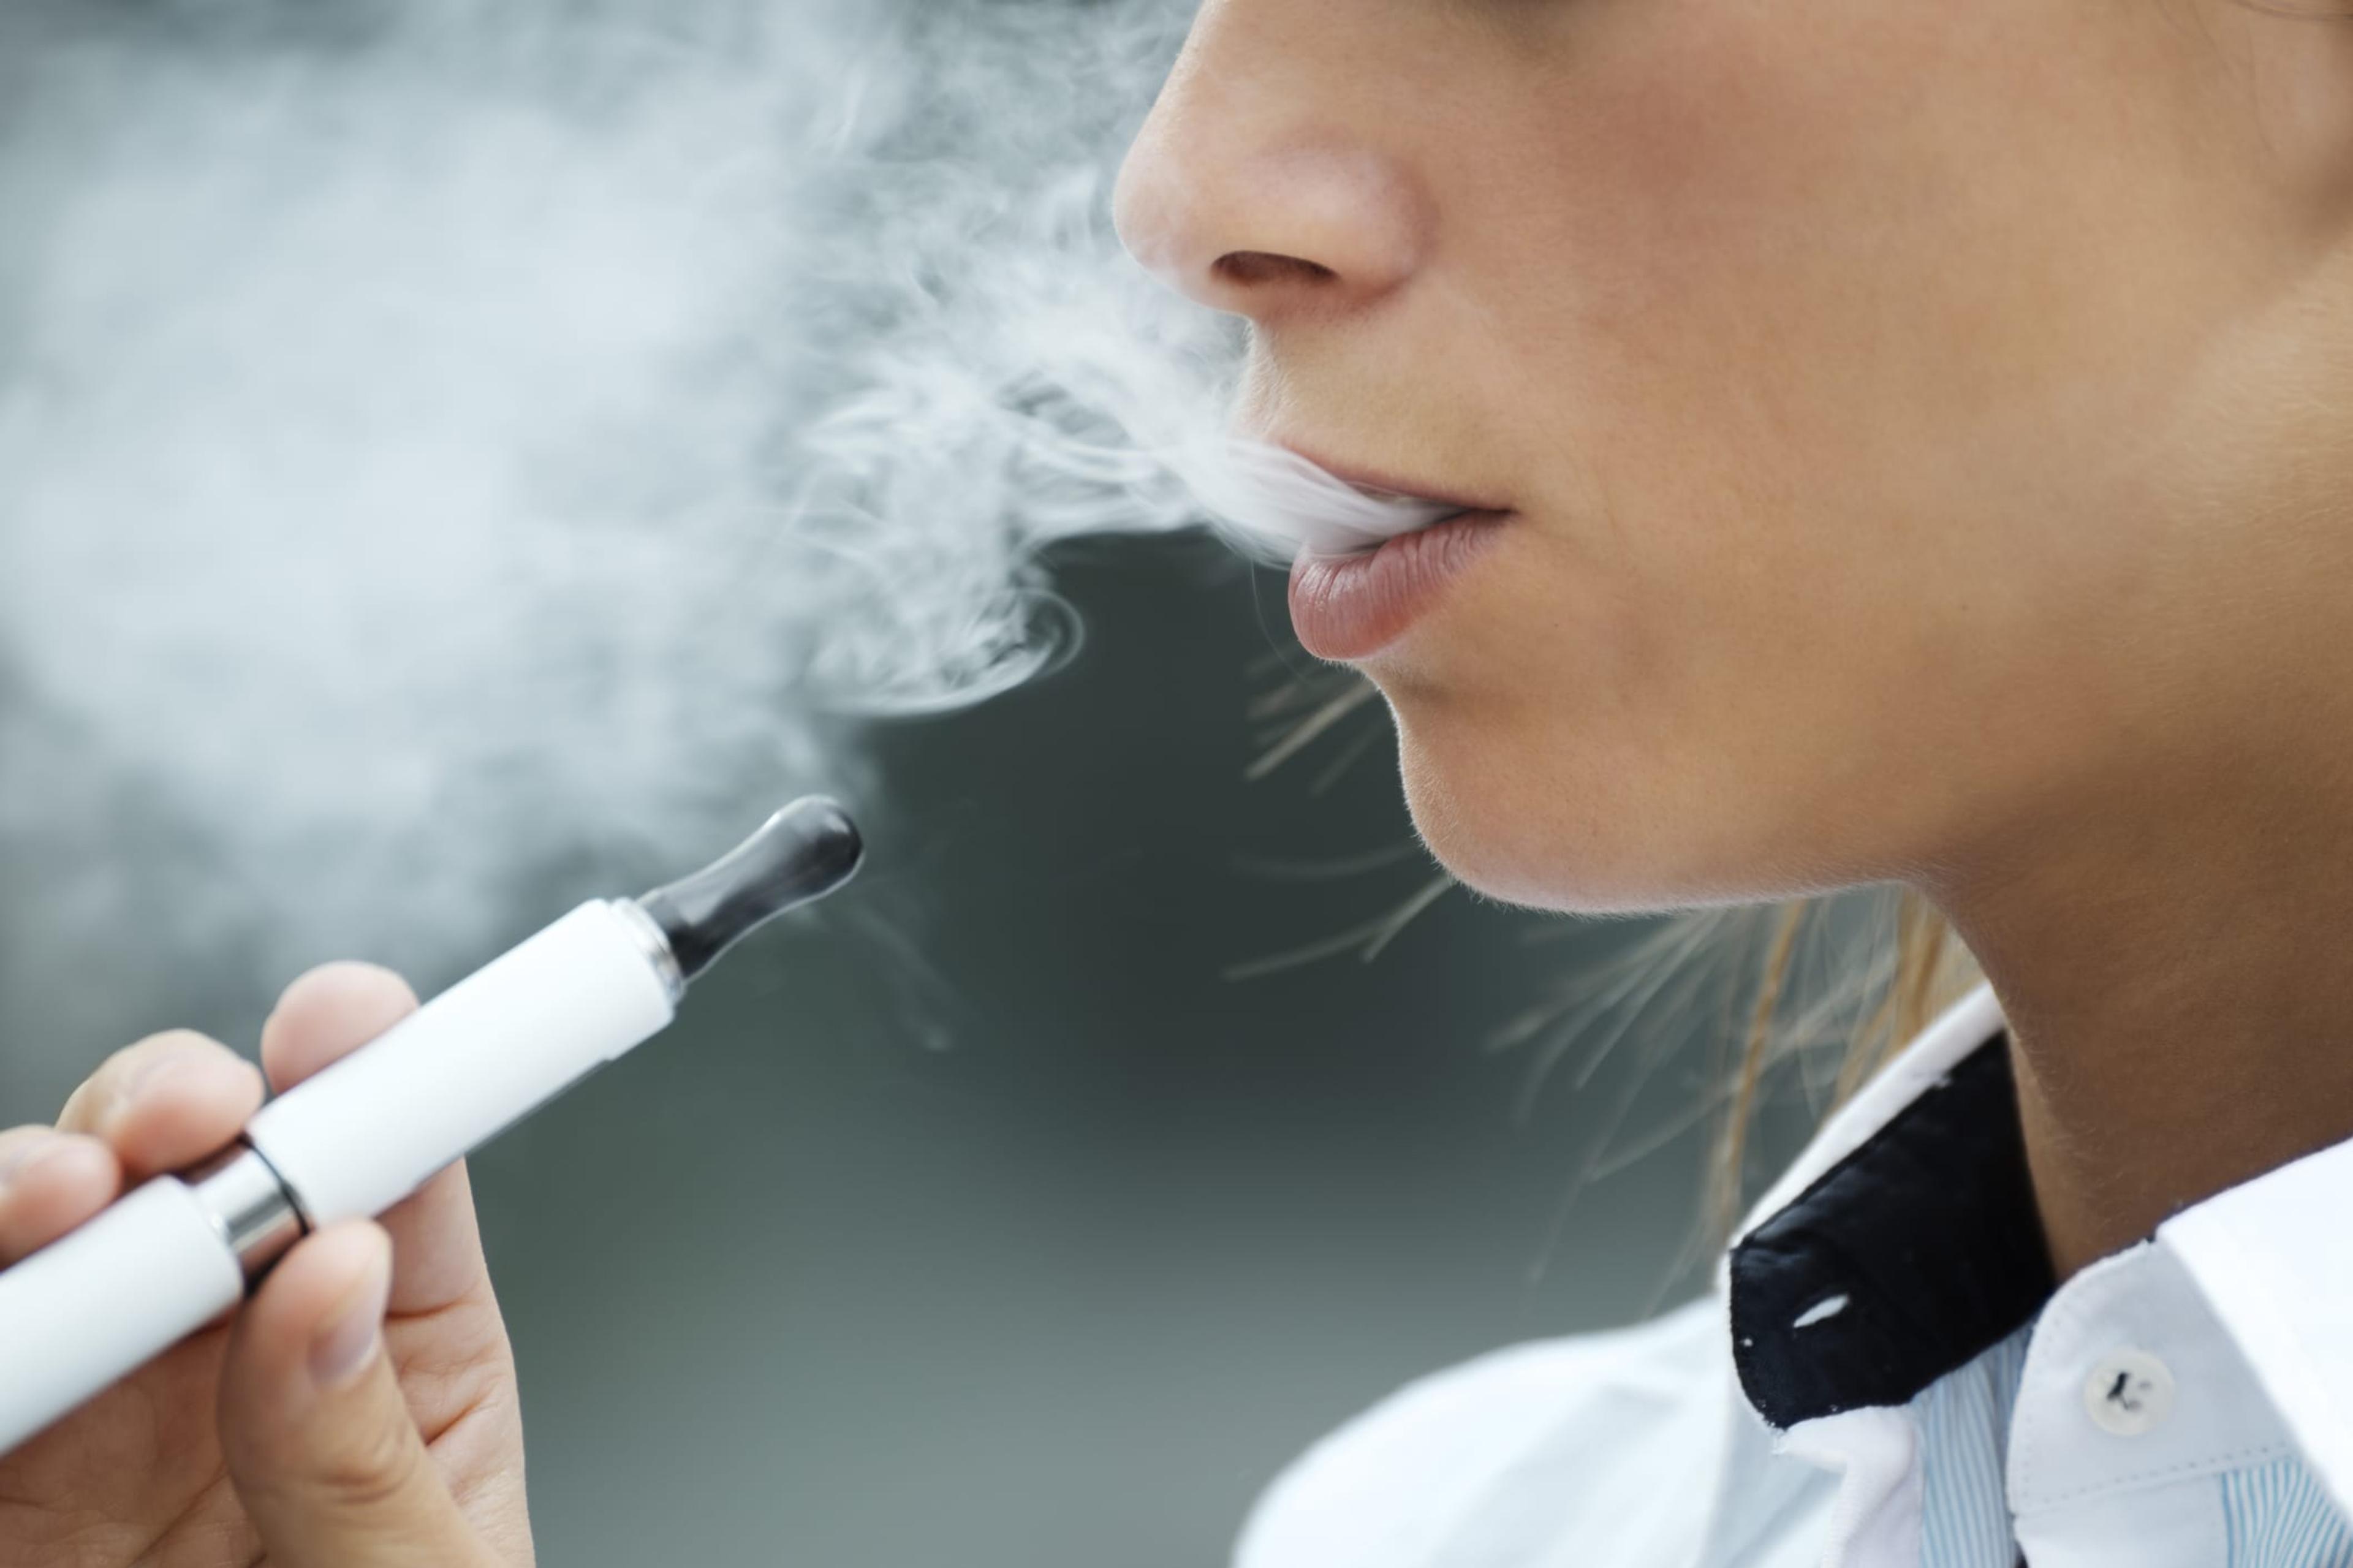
[1729,1035,2055,1428]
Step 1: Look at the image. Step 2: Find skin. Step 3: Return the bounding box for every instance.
[1112,0,2353,1272]
[12,0,2353,1555]
[0,968,529,1567]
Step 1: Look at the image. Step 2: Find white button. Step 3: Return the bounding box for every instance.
[2083,1350,2175,1437]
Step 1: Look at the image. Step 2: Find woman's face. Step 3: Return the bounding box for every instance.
[1116,0,2353,912]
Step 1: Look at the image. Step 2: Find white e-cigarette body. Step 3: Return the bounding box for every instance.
[247,900,677,1228]
[0,799,860,1457]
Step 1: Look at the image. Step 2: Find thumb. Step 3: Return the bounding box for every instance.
[218,1221,498,1567]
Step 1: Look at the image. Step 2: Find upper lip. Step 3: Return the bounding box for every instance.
[1267,439,1514,520]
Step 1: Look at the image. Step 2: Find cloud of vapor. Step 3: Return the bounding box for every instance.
[0,0,1248,1033]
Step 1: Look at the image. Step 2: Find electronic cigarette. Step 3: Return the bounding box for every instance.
[0,797,863,1456]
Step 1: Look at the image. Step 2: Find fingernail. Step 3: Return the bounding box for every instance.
[308,1238,392,1391]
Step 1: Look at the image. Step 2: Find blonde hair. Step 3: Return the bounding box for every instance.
[1709,890,1980,1237]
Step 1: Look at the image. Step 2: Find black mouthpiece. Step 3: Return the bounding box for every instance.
[636,797,865,982]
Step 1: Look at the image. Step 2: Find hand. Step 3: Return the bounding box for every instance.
[0,964,533,1567]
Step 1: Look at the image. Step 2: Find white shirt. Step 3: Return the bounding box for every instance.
[1234,983,2353,1568]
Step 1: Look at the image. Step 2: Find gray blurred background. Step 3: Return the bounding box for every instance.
[0,2,1809,1564]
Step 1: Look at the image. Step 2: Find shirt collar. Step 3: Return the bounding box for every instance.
[2161,1129,2353,1518]
[1720,981,2353,1518]
[1727,1032,2051,1428]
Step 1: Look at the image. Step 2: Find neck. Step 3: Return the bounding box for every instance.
[1925,767,2353,1276]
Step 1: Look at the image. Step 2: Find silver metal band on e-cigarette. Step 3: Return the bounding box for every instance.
[610,897,688,1005]
[184,1143,308,1283]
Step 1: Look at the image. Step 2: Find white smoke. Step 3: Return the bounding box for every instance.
[1191,443,1456,561]
[0,0,1264,1024]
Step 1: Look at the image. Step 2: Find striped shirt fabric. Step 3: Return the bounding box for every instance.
[2220,1460,2353,1568]
[1914,1322,2353,1568]
[1915,1322,2036,1568]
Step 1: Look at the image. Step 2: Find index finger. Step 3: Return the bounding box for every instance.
[56,1029,267,1178]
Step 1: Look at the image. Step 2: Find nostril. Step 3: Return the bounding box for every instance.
[1214,251,1339,289]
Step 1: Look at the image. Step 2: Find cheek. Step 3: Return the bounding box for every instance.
[1372,0,2281,907]
[1461,0,2258,510]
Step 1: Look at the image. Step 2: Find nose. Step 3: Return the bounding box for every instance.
[1114,19,1431,322]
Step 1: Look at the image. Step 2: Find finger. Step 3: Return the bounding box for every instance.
[218,1222,501,1568]
[261,964,489,1314]
[0,1127,121,1266]
[259,963,423,1094]
[55,1030,266,1178]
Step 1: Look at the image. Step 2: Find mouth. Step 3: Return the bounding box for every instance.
[1287,509,1512,661]
[1266,444,1517,661]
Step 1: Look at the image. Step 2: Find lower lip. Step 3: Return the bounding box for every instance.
[1287,510,1511,661]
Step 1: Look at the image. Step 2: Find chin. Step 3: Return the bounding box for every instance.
[1393,711,1781,917]
[1396,724,1621,914]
